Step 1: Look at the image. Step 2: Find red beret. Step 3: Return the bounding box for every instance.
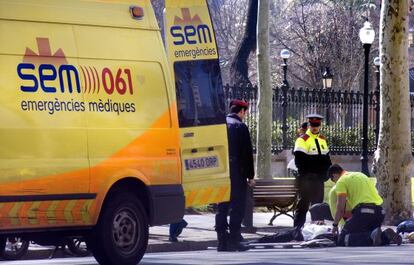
[229,99,249,108]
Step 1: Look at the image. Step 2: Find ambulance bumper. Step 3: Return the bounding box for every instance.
[148,184,185,226]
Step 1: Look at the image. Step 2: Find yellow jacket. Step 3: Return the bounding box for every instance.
[294,129,332,179]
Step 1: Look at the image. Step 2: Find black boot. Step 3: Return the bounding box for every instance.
[216,231,229,252]
[226,234,249,252]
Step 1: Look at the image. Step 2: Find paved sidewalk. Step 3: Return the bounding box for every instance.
[17,212,293,259]
[147,212,294,253]
[7,211,413,262]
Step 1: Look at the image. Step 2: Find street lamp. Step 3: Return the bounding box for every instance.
[280,49,291,87]
[322,67,334,125]
[373,57,381,145]
[359,21,375,176]
[280,49,291,149]
[322,67,333,89]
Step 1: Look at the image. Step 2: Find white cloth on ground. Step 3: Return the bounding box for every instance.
[301,224,332,241]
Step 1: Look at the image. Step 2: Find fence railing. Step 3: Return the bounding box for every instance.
[224,84,414,155]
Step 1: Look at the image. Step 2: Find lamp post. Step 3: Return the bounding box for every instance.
[359,21,375,176]
[280,49,291,149]
[281,49,290,86]
[322,67,333,125]
[373,57,381,146]
[322,67,333,90]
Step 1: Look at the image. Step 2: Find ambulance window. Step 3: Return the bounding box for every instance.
[174,60,226,127]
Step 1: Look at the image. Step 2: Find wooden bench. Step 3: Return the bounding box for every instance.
[253,178,298,225]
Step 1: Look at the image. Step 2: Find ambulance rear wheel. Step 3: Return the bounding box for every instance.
[0,236,6,257]
[88,192,148,265]
[1,237,29,260]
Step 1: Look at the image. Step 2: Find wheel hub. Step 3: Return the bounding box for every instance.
[112,208,139,255]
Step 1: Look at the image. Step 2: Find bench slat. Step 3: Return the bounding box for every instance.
[251,179,299,224]
[253,179,298,207]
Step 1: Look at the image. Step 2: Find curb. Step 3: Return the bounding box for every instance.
[147,240,217,253]
[2,240,219,261]
[5,233,264,260]
[3,248,83,261]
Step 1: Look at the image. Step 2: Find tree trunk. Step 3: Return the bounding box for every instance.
[373,0,413,225]
[256,0,272,180]
[229,0,258,87]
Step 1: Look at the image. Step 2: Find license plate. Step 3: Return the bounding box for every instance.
[185,156,219,170]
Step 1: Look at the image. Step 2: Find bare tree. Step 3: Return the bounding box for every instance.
[209,0,249,83]
[270,0,380,90]
[229,0,258,87]
[256,0,272,179]
[372,0,413,225]
[210,0,387,90]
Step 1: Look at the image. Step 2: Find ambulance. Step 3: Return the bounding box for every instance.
[0,1,229,264]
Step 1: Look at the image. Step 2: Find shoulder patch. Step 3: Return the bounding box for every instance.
[300,134,310,141]
[319,135,326,140]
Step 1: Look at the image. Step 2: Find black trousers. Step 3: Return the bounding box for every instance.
[338,205,385,246]
[215,166,247,240]
[293,176,324,228]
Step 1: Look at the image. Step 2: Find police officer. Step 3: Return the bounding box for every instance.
[293,114,331,229]
[328,164,402,246]
[215,99,255,252]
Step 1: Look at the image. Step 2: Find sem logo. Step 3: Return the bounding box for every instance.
[17,38,134,95]
[170,8,212,45]
[17,38,80,93]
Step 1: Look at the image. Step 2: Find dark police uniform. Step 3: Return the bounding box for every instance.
[293,114,331,228]
[215,101,254,250]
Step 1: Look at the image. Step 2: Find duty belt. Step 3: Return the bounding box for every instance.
[355,203,380,208]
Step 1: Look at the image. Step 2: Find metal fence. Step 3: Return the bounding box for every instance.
[224,84,414,155]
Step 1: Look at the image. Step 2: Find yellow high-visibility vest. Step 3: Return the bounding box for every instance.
[294,129,329,155]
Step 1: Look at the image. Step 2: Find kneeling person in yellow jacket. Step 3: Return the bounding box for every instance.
[328,164,402,246]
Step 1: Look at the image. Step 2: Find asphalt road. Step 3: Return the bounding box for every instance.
[0,245,413,265]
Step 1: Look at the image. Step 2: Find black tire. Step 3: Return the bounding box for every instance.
[87,192,148,265]
[1,237,29,260]
[66,236,91,257]
[0,236,6,257]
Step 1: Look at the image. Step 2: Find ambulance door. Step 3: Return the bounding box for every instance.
[73,5,181,196]
[164,0,230,207]
[0,11,89,227]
